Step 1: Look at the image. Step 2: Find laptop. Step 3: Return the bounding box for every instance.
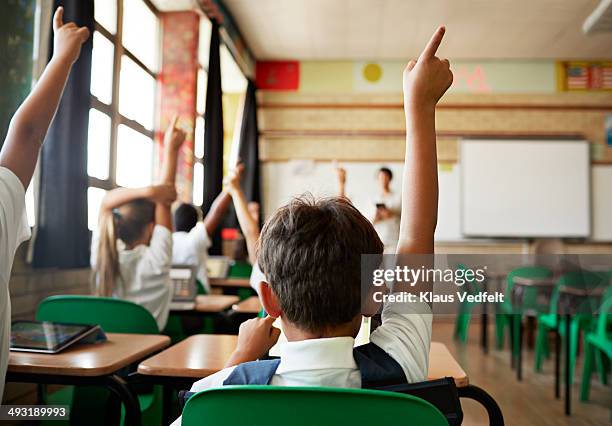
[206,256,231,279]
[169,264,198,311]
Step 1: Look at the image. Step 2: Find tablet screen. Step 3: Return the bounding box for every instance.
[10,320,97,352]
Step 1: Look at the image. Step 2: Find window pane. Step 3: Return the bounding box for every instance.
[87,109,111,179]
[88,187,107,231]
[119,55,155,129]
[199,17,212,67]
[26,183,35,227]
[220,45,247,93]
[197,68,207,115]
[194,116,204,159]
[94,0,116,33]
[193,162,203,206]
[91,32,114,104]
[116,125,153,188]
[122,0,159,70]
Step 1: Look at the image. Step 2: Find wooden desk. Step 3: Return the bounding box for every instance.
[195,295,240,313]
[138,336,468,386]
[209,277,251,289]
[232,296,262,314]
[8,333,170,426]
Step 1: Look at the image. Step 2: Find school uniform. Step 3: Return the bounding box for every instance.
[170,300,431,426]
[172,222,212,293]
[371,190,401,252]
[91,225,173,330]
[0,168,31,400]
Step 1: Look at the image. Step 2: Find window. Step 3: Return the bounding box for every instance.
[88,0,159,230]
[193,17,212,206]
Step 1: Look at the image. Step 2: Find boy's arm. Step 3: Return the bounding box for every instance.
[99,185,176,213]
[203,190,232,237]
[335,165,347,198]
[0,7,89,188]
[224,165,260,264]
[156,116,185,230]
[397,27,452,255]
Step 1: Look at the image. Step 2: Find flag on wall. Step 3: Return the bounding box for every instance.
[561,61,612,91]
[256,61,300,90]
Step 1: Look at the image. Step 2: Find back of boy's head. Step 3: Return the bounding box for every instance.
[174,203,199,232]
[258,195,383,333]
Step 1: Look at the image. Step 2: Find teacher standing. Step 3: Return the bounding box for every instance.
[336,165,401,253]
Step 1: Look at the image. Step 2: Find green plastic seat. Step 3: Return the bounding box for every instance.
[580,290,612,421]
[495,266,552,353]
[36,295,162,426]
[453,264,481,343]
[182,386,448,426]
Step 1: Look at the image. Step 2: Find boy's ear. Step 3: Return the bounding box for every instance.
[259,282,282,318]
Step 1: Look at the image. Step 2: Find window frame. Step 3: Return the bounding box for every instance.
[88,0,160,195]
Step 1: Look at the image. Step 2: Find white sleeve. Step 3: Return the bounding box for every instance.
[369,301,432,382]
[0,167,31,265]
[141,225,173,274]
[90,230,99,267]
[169,366,236,426]
[249,262,266,295]
[188,222,211,253]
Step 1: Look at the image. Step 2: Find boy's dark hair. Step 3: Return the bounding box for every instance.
[174,203,199,232]
[258,195,383,333]
[379,167,393,180]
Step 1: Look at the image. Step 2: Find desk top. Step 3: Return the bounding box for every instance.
[195,295,240,313]
[9,333,170,377]
[209,277,251,288]
[137,335,468,387]
[232,296,262,314]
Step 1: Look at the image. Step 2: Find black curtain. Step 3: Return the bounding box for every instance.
[32,0,93,268]
[237,80,261,219]
[202,19,224,255]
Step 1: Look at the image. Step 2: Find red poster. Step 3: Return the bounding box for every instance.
[256,61,300,90]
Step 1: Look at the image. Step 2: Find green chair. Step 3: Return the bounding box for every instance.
[36,295,162,426]
[454,264,481,343]
[229,261,255,300]
[496,266,553,354]
[580,291,612,419]
[182,386,448,426]
[534,270,609,384]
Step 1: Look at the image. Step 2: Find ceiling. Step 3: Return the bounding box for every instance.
[216,0,612,60]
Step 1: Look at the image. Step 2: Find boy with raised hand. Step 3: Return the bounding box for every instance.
[0,7,89,399]
[171,27,452,424]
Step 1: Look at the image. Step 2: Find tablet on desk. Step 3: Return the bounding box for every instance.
[10,320,104,354]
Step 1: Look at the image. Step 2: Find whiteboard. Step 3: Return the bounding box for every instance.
[592,165,612,241]
[261,161,463,242]
[460,140,590,238]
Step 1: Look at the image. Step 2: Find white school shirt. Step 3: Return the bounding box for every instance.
[0,168,31,401]
[172,222,212,293]
[170,300,432,426]
[372,190,401,250]
[91,225,173,330]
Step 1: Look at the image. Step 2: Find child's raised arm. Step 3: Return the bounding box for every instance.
[99,185,176,214]
[224,164,259,264]
[397,27,452,255]
[0,7,89,187]
[156,116,185,230]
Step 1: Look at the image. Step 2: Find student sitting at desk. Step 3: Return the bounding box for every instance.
[91,116,184,331]
[172,171,237,293]
[171,26,452,424]
[0,7,88,399]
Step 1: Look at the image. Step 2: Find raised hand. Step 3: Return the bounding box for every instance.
[224,163,245,194]
[52,7,90,65]
[163,115,186,151]
[336,165,346,185]
[402,26,453,113]
[148,183,177,206]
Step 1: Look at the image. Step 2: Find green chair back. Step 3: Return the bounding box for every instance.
[228,261,253,278]
[182,386,448,426]
[36,295,159,334]
[504,266,553,313]
[549,270,609,316]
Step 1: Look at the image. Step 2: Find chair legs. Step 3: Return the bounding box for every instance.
[534,321,548,373]
[494,314,506,350]
[580,342,594,401]
[454,313,472,343]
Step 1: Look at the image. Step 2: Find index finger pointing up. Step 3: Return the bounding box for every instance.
[168,114,179,130]
[418,26,445,61]
[53,6,64,31]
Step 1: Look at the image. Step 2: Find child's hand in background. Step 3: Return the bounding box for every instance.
[336,166,346,185]
[224,163,245,194]
[402,26,453,114]
[163,115,187,151]
[148,183,177,206]
[52,7,89,65]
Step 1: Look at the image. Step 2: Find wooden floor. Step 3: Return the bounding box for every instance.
[432,321,611,425]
